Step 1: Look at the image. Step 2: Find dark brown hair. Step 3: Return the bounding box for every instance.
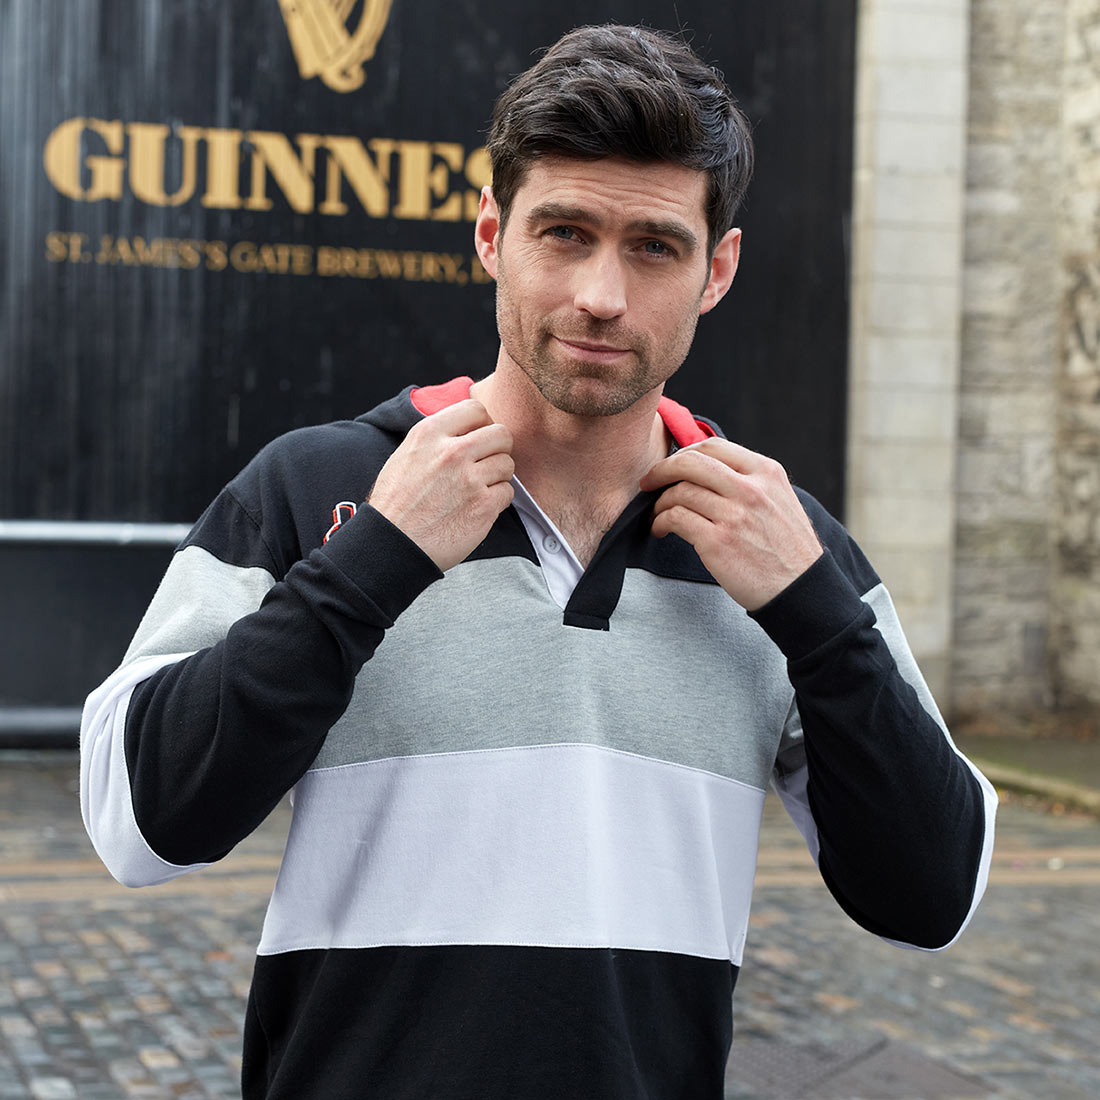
[488,24,754,254]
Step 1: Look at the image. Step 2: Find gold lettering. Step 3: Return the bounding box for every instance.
[392,141,430,220]
[258,243,287,274]
[201,128,244,209]
[205,241,228,270]
[44,231,69,262]
[178,240,202,269]
[129,236,162,264]
[94,235,141,265]
[43,116,489,223]
[391,142,476,222]
[319,137,394,217]
[127,123,203,206]
[312,247,478,283]
[44,231,91,263]
[464,147,491,221]
[374,250,402,278]
[289,244,313,274]
[428,143,464,222]
[43,118,125,201]
[245,131,321,213]
[316,246,341,276]
[230,240,258,271]
[338,248,361,275]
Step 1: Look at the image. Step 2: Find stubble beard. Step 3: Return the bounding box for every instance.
[494,269,701,419]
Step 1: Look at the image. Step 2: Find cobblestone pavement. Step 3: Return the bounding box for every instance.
[2,751,1099,1099]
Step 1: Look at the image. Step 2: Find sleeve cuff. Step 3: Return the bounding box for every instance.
[316,503,444,624]
[748,550,874,663]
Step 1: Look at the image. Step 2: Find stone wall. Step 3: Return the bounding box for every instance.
[840,0,1100,721]
[953,0,1064,716]
[953,0,1100,720]
[1053,0,1100,709]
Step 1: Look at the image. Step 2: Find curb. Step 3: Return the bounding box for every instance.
[970,757,1100,816]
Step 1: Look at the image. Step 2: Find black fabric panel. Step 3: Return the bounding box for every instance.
[243,945,737,1100]
[464,505,541,565]
[627,526,717,585]
[179,487,280,574]
[562,491,663,630]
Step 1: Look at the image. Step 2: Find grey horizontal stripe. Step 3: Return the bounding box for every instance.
[123,545,276,665]
[0,520,193,546]
[313,558,795,787]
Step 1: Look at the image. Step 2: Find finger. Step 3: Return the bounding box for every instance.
[423,398,495,436]
[687,438,780,476]
[651,479,727,524]
[474,451,516,487]
[651,499,716,543]
[461,422,514,463]
[642,439,783,490]
[642,448,744,497]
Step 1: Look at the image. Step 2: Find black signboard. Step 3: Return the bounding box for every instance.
[0,0,856,732]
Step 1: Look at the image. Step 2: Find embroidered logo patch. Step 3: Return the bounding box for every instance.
[323,500,359,543]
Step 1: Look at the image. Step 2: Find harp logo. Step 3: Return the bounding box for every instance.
[276,0,393,92]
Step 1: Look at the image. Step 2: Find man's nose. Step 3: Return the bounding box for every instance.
[573,251,628,319]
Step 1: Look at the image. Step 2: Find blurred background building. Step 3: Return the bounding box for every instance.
[1,0,1097,743]
[848,0,1100,725]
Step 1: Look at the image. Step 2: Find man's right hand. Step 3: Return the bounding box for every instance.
[367,400,515,571]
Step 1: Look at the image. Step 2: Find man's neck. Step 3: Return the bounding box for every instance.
[470,358,670,565]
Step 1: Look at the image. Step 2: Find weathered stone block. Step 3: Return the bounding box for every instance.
[865,388,958,441]
[869,278,961,333]
[865,333,959,389]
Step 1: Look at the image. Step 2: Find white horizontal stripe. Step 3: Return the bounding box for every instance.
[79,651,212,887]
[259,744,766,964]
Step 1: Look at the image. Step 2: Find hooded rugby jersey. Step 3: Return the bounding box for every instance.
[81,377,997,1100]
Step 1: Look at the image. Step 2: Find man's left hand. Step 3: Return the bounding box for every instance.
[640,440,823,611]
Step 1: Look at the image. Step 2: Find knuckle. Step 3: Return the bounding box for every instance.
[760,455,787,480]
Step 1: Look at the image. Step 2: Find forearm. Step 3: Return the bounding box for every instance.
[82,506,442,878]
[755,551,995,949]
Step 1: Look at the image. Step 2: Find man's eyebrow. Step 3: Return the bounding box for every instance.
[627,219,699,253]
[525,202,602,229]
[525,203,699,254]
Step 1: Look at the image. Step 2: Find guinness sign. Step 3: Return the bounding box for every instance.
[2,0,857,735]
[42,117,490,219]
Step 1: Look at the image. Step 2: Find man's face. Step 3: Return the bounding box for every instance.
[478,157,738,418]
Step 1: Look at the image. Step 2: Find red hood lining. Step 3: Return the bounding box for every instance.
[409,377,714,448]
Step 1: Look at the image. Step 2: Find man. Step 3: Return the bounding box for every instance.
[81,24,997,1100]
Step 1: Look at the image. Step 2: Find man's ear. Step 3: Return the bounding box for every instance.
[699,227,741,315]
[473,186,501,280]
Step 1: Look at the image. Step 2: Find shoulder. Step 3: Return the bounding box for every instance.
[183,398,418,577]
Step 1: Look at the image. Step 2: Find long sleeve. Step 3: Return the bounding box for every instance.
[80,425,442,887]
[751,497,997,951]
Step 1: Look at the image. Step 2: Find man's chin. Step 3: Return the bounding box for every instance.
[538,377,651,419]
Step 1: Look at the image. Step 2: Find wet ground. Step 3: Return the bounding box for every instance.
[2,751,1098,1099]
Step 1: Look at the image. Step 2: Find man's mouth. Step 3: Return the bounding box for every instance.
[553,336,631,362]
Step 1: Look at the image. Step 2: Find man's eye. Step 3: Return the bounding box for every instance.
[548,225,576,241]
[643,240,670,256]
